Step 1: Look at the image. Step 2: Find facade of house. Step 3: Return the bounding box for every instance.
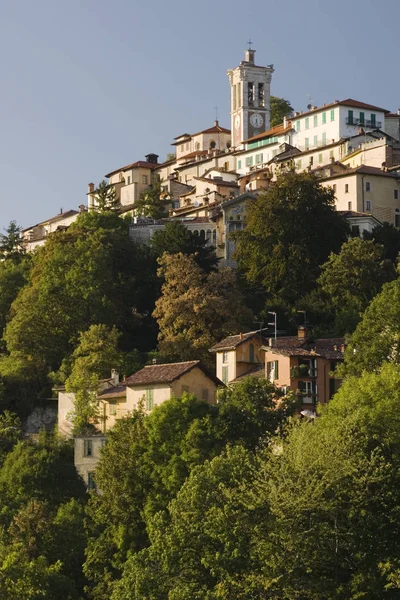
[210,331,266,384]
[124,360,222,411]
[262,329,344,409]
[74,434,107,491]
[21,208,81,252]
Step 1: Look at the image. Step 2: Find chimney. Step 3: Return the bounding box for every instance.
[88,182,95,193]
[145,153,159,164]
[78,204,86,213]
[239,332,243,340]
[268,338,274,347]
[297,326,308,340]
[60,208,63,214]
[283,116,288,128]
[111,369,119,385]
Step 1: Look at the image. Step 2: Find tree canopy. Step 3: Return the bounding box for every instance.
[233,172,349,305]
[270,95,294,128]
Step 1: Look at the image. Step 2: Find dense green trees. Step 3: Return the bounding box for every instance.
[153,252,253,365]
[270,95,294,128]
[233,172,349,305]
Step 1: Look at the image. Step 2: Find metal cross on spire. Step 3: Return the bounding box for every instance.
[247,38,253,50]
[214,105,219,121]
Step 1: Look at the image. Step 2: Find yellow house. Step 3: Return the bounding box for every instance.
[210,331,266,384]
[262,327,344,410]
[125,360,222,412]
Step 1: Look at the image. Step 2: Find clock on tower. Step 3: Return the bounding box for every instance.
[227,44,274,148]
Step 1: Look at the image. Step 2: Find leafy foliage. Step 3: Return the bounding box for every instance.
[233,172,349,305]
[135,175,169,220]
[93,181,119,212]
[153,253,253,365]
[270,95,294,128]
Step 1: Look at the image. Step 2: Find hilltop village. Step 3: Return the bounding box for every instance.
[2,46,400,598]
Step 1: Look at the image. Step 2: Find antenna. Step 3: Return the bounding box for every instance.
[214,105,219,122]
[267,311,277,340]
[247,38,253,50]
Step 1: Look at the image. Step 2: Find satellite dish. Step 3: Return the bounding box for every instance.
[307,103,312,110]
[194,201,199,207]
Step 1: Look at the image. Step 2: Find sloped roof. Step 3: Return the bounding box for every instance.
[263,336,345,360]
[97,385,127,399]
[244,122,293,144]
[210,331,264,352]
[22,209,79,233]
[105,161,158,178]
[125,361,222,387]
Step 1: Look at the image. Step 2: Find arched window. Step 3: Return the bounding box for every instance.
[193,229,199,236]
[200,229,206,241]
[196,142,200,150]
[395,209,400,228]
[206,229,212,242]
[249,343,255,363]
[209,140,216,149]
[213,230,217,245]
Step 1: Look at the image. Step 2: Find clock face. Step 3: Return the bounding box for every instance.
[234,115,241,129]
[250,113,264,128]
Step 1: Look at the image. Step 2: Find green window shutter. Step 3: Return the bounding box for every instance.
[322,112,327,124]
[322,132,326,144]
[274,360,279,380]
[222,366,228,384]
[313,115,318,127]
[250,156,253,166]
[330,109,335,121]
[296,121,300,132]
[305,138,309,149]
[348,110,353,124]
[237,160,242,169]
[145,389,154,411]
[305,117,309,129]
[371,113,376,126]
[318,153,323,163]
[314,135,318,147]
[359,112,365,125]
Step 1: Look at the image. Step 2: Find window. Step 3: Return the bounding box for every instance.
[332,184,337,193]
[314,135,318,147]
[223,161,229,171]
[330,109,335,121]
[145,389,154,410]
[249,343,255,363]
[313,115,318,127]
[296,121,300,132]
[248,82,254,105]
[237,160,242,169]
[258,83,265,106]
[348,201,352,210]
[348,110,354,125]
[256,153,263,164]
[245,156,253,167]
[329,150,334,159]
[359,112,365,125]
[365,200,371,211]
[345,184,349,193]
[322,132,326,145]
[142,175,148,185]
[201,388,209,402]
[127,176,131,185]
[222,351,228,363]
[371,113,376,127]
[88,472,96,491]
[305,138,309,150]
[318,153,323,163]
[222,366,228,384]
[266,360,279,382]
[305,117,309,129]
[84,439,93,457]
[351,225,360,237]
[322,112,327,124]
[210,140,216,149]
[186,142,189,150]
[395,209,400,228]
[297,160,302,169]
[181,385,189,394]
[180,145,184,151]
[394,189,398,200]
[109,401,117,416]
[365,181,370,192]
[298,381,316,403]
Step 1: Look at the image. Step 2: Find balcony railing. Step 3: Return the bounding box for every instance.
[290,365,317,378]
[345,118,382,128]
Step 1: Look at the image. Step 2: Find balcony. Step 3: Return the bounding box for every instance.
[345,118,382,128]
[290,364,317,378]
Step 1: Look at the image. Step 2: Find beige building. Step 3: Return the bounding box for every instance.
[88,154,160,210]
[21,208,81,252]
[318,164,400,225]
[124,360,222,411]
[210,331,266,384]
[74,434,106,491]
[262,328,344,410]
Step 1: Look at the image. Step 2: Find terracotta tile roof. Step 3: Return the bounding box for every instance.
[244,122,293,144]
[191,123,231,137]
[321,165,400,180]
[263,336,345,360]
[194,177,239,188]
[386,113,400,118]
[22,209,79,233]
[125,361,222,387]
[105,161,158,178]
[230,364,265,383]
[292,99,389,122]
[210,331,264,352]
[178,149,209,159]
[97,385,127,399]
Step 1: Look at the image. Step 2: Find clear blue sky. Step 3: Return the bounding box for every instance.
[1,0,399,231]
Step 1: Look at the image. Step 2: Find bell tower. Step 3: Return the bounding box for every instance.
[227,43,274,149]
